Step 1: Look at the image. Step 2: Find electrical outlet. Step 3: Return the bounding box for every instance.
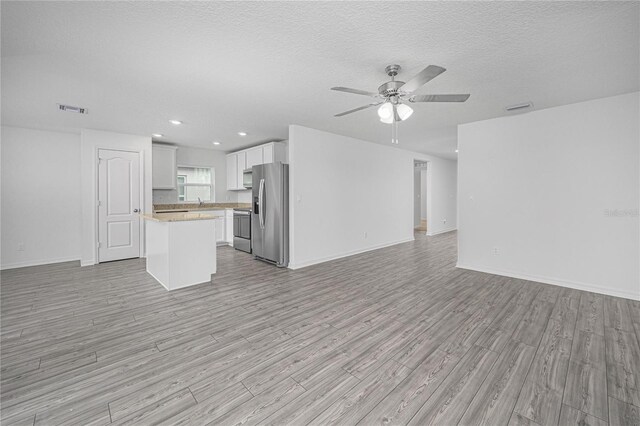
[493,247,499,255]
[17,243,25,251]
[364,232,368,239]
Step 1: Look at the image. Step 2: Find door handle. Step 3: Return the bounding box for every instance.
[133,209,140,213]
[258,178,265,230]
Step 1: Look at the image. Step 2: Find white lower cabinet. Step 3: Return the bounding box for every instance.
[198,209,234,246]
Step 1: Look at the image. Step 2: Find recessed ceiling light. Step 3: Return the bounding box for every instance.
[212,141,221,145]
[237,131,247,136]
[152,133,164,138]
[169,119,183,125]
[455,149,459,153]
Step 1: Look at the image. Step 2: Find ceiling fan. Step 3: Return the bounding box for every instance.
[331,64,470,144]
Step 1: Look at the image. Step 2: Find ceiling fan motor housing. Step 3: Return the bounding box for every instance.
[385,64,401,77]
[378,80,405,98]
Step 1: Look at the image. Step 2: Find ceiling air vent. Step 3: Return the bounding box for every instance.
[505,102,533,112]
[57,104,88,114]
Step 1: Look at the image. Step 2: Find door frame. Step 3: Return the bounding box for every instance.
[413,159,431,236]
[95,147,145,263]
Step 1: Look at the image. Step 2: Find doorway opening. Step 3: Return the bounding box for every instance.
[414,161,428,234]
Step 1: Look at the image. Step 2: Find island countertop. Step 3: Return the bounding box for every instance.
[153,203,252,212]
[140,212,216,222]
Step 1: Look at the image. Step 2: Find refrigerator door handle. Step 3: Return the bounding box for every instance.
[258,178,265,229]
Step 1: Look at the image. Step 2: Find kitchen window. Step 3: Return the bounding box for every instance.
[177,166,214,202]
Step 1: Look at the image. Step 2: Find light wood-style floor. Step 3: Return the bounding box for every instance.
[1,232,639,426]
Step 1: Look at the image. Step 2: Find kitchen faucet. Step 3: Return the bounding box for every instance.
[198,197,204,207]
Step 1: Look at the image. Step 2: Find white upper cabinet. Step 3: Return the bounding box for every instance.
[267,141,287,164]
[152,145,177,189]
[237,151,247,175]
[245,147,263,169]
[226,151,246,191]
[263,144,274,163]
[236,151,246,191]
[225,142,286,191]
[226,153,238,190]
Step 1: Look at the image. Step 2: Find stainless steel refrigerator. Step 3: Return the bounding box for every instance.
[252,162,289,267]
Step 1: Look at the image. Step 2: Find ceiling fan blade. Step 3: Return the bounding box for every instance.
[400,65,446,93]
[331,87,378,97]
[410,94,470,103]
[334,103,380,117]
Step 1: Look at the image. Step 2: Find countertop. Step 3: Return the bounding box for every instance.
[141,212,216,222]
[153,203,252,213]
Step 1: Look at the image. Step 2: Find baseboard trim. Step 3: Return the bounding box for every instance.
[145,269,169,290]
[1,256,81,271]
[427,227,457,236]
[146,268,212,292]
[289,237,415,270]
[456,263,640,301]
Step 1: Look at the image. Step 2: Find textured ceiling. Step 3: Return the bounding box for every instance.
[2,2,638,160]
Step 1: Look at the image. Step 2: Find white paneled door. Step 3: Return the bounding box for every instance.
[98,149,141,262]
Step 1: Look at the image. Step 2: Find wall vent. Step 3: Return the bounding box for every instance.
[57,104,88,114]
[505,102,533,112]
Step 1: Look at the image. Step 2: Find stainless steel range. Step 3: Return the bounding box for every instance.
[233,208,252,253]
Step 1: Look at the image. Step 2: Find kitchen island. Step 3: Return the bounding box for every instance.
[141,212,216,290]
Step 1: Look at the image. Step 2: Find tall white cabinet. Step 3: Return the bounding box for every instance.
[226,141,286,190]
[152,145,178,189]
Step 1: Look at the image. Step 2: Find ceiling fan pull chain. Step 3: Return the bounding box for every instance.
[392,120,399,144]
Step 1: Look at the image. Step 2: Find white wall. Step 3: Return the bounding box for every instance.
[1,126,82,269]
[80,129,152,266]
[288,125,457,269]
[152,145,238,204]
[236,190,253,204]
[458,92,639,300]
[428,159,457,235]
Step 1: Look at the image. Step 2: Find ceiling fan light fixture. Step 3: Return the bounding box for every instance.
[377,102,393,121]
[396,103,413,121]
